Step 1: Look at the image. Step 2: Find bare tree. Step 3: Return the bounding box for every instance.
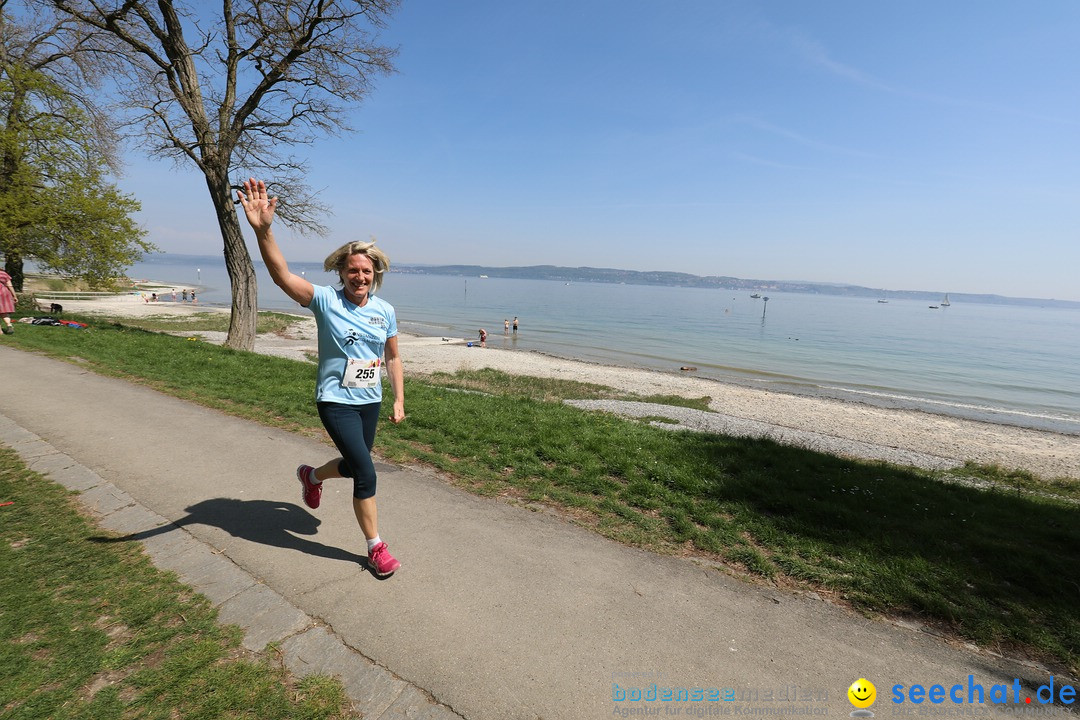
[49,0,399,350]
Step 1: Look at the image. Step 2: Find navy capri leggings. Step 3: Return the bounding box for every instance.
[317,401,381,500]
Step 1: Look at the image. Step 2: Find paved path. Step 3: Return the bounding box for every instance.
[1,345,1071,718]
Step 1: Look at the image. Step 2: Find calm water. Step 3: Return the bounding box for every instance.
[128,253,1080,435]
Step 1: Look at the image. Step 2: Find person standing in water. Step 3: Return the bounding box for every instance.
[237,178,405,577]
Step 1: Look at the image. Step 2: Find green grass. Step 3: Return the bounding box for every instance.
[639,415,682,425]
[8,314,320,430]
[424,367,713,410]
[114,311,301,335]
[0,447,353,719]
[5,313,1079,675]
[950,461,1080,502]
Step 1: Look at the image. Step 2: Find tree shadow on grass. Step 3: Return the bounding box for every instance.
[678,432,1080,673]
[91,497,367,566]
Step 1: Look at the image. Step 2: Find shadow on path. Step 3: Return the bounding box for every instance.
[92,497,367,566]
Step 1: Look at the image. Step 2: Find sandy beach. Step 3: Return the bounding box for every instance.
[44,292,1080,480]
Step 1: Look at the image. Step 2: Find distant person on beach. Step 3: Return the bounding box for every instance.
[479,328,487,347]
[0,269,17,334]
[512,316,519,334]
[171,290,177,302]
[238,177,405,577]
[504,318,509,335]
[191,291,197,304]
[182,289,188,302]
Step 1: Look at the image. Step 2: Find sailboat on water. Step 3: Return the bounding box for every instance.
[941,293,951,307]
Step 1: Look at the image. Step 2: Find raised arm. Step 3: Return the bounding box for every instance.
[237,178,314,307]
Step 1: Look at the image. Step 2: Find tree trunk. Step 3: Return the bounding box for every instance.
[204,170,257,351]
[3,251,24,292]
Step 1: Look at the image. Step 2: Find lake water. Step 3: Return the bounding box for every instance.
[127,253,1080,435]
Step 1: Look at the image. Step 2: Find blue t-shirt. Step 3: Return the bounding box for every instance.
[308,285,398,405]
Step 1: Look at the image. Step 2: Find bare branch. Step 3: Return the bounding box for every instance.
[41,0,400,350]
[2,2,121,168]
[47,0,397,225]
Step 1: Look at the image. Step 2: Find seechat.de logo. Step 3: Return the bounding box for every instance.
[891,675,1076,707]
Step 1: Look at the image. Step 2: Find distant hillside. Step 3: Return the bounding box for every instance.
[394,264,1080,309]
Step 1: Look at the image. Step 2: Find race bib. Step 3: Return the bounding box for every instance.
[343,358,382,389]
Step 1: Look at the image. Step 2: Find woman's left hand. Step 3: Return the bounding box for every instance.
[389,400,406,424]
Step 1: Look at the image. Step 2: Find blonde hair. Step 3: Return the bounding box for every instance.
[323,240,391,293]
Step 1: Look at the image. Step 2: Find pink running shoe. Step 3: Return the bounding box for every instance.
[368,542,401,577]
[296,465,322,509]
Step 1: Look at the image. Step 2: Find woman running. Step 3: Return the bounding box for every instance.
[238,178,405,576]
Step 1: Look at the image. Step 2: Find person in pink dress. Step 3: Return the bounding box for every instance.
[0,270,17,334]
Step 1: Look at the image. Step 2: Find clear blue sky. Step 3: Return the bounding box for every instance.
[121,1,1080,301]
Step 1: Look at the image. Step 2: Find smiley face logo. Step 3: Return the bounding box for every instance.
[848,678,876,709]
